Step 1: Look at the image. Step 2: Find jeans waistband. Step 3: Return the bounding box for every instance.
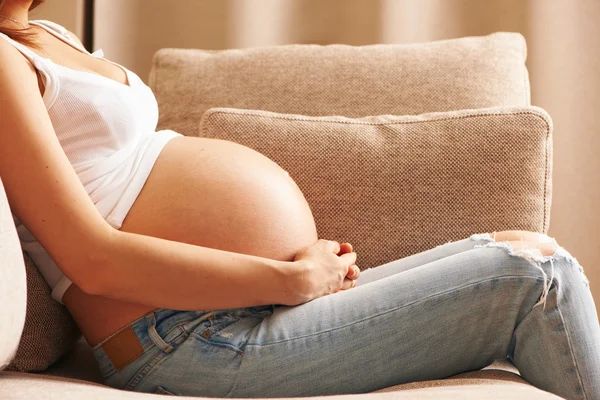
[92,308,211,378]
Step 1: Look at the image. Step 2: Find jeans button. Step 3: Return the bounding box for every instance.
[202,330,212,338]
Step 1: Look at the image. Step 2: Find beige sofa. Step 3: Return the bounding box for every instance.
[1,33,564,399]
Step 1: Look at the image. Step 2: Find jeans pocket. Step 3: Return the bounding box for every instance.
[123,313,194,392]
[195,305,275,350]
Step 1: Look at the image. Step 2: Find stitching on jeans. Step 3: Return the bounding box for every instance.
[553,294,589,398]
[123,330,191,392]
[190,332,245,355]
[246,274,548,348]
[513,279,587,398]
[124,349,167,391]
[123,324,189,391]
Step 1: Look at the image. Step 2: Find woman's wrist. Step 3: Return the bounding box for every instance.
[272,259,308,307]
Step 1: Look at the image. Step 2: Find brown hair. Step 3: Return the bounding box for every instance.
[0,0,45,49]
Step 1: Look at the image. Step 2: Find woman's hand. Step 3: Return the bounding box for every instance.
[286,239,359,306]
[336,242,361,292]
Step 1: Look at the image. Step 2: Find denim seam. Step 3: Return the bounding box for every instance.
[225,358,243,398]
[161,326,186,347]
[510,278,587,399]
[124,347,167,391]
[246,274,547,348]
[189,332,246,355]
[124,321,189,391]
[123,330,191,392]
[553,289,589,399]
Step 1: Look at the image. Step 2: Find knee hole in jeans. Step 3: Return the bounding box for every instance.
[469,232,588,310]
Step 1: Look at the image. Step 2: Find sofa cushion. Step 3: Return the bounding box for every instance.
[0,179,27,370]
[198,106,552,270]
[150,32,530,137]
[5,252,81,372]
[0,360,562,399]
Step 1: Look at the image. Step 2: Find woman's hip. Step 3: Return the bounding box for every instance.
[93,305,275,396]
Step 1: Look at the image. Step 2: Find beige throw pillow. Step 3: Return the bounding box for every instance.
[5,252,81,372]
[198,106,552,271]
[151,32,530,137]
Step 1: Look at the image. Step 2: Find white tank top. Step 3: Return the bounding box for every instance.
[1,19,183,303]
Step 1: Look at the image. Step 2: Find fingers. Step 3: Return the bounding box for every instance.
[338,252,357,274]
[346,264,360,279]
[319,239,354,256]
[337,242,353,256]
[321,239,341,254]
[339,277,357,291]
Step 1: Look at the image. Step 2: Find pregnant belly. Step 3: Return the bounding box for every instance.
[120,135,319,260]
[64,135,319,346]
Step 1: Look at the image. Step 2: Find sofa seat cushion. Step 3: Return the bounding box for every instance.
[150,32,530,137]
[0,360,561,399]
[198,106,553,270]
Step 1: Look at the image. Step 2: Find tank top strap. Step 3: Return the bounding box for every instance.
[0,31,60,110]
[29,19,70,37]
[29,19,89,54]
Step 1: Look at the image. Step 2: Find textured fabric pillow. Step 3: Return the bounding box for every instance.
[0,179,27,370]
[5,252,81,372]
[151,32,530,137]
[199,106,552,270]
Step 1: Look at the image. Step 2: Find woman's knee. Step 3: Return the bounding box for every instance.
[505,240,558,257]
[489,230,558,247]
[471,235,586,286]
[469,233,590,309]
[469,234,568,277]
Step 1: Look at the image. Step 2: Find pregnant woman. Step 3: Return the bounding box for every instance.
[1,1,599,399]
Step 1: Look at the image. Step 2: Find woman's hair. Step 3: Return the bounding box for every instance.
[0,0,45,49]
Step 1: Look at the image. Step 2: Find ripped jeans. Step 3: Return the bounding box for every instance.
[92,233,600,399]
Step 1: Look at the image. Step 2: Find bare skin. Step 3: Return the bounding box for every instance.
[0,2,559,347]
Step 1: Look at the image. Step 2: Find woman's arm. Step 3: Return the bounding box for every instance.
[95,230,293,309]
[0,40,295,310]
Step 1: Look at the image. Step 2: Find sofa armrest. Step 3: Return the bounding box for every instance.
[0,178,27,370]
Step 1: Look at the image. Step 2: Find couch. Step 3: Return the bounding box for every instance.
[0,33,564,399]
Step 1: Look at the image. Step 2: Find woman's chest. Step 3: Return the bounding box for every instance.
[47,69,159,160]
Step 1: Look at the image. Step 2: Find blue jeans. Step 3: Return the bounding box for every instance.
[92,233,600,399]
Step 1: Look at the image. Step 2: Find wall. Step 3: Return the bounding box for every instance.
[29,0,83,37]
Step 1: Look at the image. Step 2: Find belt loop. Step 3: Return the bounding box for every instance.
[146,312,174,354]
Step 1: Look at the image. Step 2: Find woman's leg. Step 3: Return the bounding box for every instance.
[356,231,557,286]
[129,236,599,399]
[216,241,596,399]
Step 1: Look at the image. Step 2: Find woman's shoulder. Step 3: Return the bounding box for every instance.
[0,33,35,64]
